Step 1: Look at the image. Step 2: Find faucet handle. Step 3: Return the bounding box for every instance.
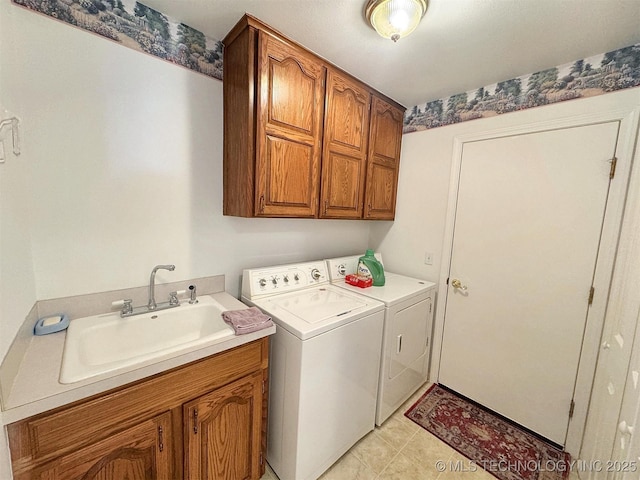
[111,298,133,316]
[188,284,198,304]
[169,291,180,306]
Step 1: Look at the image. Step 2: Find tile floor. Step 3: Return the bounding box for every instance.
[260,383,581,480]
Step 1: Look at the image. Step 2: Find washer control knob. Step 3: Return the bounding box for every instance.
[259,278,267,287]
[283,275,289,283]
[271,276,279,285]
[294,273,300,281]
[311,268,321,281]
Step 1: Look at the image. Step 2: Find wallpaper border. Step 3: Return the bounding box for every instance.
[12,0,224,80]
[404,44,640,133]
[11,0,640,132]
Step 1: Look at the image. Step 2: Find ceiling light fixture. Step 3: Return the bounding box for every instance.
[365,0,427,42]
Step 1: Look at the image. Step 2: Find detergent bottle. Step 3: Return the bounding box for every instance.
[357,249,385,286]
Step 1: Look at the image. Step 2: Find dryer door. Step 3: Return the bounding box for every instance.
[389,298,431,379]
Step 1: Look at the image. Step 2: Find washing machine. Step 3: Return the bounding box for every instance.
[241,260,384,480]
[326,255,436,425]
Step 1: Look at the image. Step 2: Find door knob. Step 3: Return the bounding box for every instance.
[451,279,467,291]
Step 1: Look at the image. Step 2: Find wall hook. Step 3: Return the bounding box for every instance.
[0,117,21,156]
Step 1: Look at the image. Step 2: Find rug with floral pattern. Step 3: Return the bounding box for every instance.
[405,384,570,480]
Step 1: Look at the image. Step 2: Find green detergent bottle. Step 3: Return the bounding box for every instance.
[357,249,385,286]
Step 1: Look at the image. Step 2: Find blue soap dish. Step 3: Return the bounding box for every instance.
[34,314,70,335]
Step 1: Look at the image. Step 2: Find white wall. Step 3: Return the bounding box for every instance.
[0,3,37,478]
[0,1,372,357]
[2,0,640,474]
[0,4,370,473]
[0,1,38,370]
[371,87,640,283]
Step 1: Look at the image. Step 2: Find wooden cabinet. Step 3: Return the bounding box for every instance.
[8,338,269,480]
[254,32,326,217]
[15,413,173,480]
[184,372,263,480]
[320,69,371,219]
[223,16,325,218]
[364,96,404,220]
[223,14,405,220]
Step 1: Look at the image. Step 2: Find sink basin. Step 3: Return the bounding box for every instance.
[60,296,235,384]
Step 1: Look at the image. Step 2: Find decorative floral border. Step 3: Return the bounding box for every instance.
[404,44,640,133]
[13,0,224,80]
[13,0,639,130]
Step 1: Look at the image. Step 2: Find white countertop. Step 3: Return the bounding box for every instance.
[1,292,275,424]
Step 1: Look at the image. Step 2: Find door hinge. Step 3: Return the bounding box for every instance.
[446,277,449,285]
[610,157,617,179]
[569,399,575,419]
[260,453,264,465]
[262,380,265,394]
[588,286,595,305]
[429,303,432,314]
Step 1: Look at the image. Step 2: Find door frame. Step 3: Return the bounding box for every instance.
[430,107,640,455]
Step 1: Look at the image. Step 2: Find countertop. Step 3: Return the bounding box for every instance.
[1,292,275,424]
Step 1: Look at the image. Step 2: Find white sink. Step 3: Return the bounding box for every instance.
[60,295,235,384]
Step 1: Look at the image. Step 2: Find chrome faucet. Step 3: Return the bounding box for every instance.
[148,264,175,310]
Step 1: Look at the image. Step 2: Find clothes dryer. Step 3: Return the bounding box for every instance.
[326,255,436,425]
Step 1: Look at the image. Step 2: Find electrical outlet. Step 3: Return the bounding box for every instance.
[424,252,434,265]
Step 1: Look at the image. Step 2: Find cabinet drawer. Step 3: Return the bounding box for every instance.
[8,338,268,469]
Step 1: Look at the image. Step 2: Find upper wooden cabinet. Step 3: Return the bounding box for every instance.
[223,14,405,220]
[255,33,326,217]
[320,69,371,219]
[364,95,404,220]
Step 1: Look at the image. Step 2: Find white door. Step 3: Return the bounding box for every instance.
[438,122,619,445]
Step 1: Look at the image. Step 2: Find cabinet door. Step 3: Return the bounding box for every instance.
[255,32,326,217]
[21,413,172,480]
[320,70,371,219]
[364,96,404,220]
[184,372,263,480]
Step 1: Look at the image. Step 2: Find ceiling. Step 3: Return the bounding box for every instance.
[140,0,640,107]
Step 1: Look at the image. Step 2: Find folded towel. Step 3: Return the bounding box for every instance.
[222,307,274,335]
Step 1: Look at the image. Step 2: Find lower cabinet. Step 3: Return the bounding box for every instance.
[8,338,269,480]
[23,413,173,480]
[184,372,263,480]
